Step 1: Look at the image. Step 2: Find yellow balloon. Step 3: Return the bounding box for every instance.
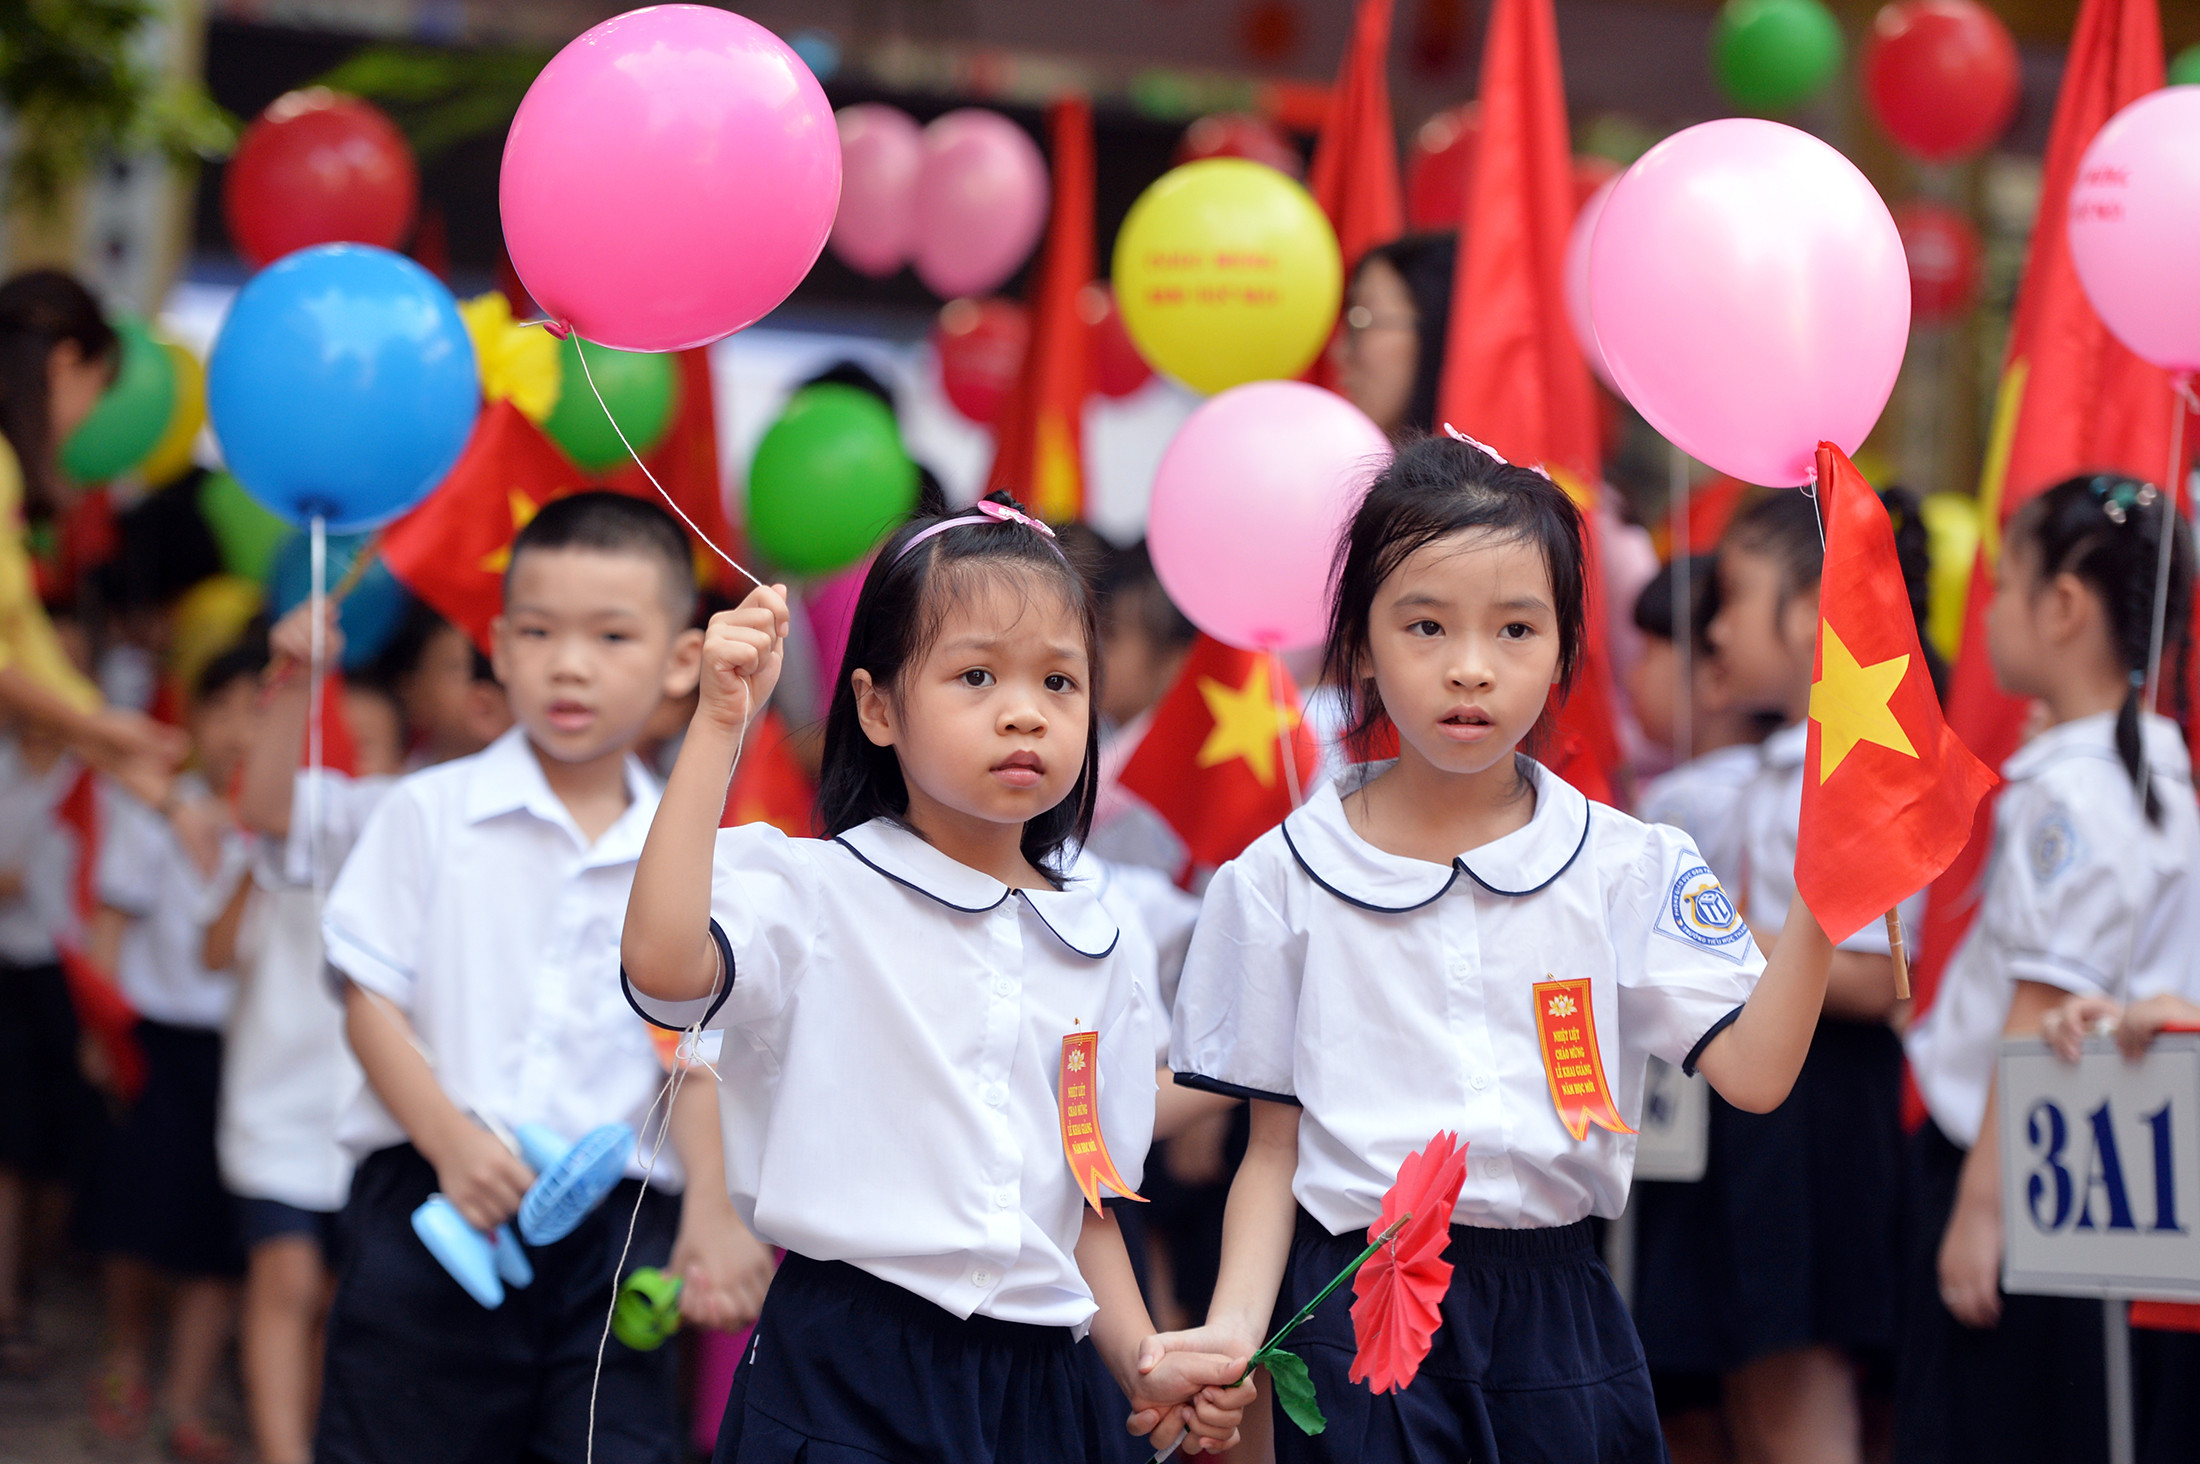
[136,342,205,487]
[1919,491,1981,664]
[169,574,265,697]
[1112,159,1342,396]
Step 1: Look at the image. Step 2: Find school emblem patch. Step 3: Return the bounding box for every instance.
[1654,861,1751,963]
[2029,810,2079,886]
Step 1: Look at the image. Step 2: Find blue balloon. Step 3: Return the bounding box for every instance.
[207,244,479,533]
[269,528,413,672]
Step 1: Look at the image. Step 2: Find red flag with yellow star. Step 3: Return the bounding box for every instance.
[1117,635,1322,873]
[378,401,589,653]
[719,708,816,834]
[1797,445,1997,944]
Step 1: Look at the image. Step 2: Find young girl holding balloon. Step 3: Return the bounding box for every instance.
[1145,434,1837,1462]
[621,493,1255,1462]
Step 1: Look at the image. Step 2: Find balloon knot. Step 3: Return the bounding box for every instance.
[543,319,571,340]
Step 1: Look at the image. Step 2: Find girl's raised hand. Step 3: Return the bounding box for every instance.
[699,584,789,736]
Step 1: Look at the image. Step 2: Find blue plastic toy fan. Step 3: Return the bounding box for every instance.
[517,1122,635,1246]
[412,1196,531,1309]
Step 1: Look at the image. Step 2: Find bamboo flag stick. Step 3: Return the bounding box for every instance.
[1886,908,1910,1001]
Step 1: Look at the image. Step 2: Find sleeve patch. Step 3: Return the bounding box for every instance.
[1653,859,1752,964]
[2029,810,2081,886]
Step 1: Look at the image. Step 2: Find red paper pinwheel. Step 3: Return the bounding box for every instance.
[1348,1130,1469,1393]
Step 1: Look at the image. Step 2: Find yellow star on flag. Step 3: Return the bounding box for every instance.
[478,489,543,573]
[1195,657,1299,788]
[1809,624,1916,783]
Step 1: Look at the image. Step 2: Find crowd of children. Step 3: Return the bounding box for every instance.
[1,249,2197,1464]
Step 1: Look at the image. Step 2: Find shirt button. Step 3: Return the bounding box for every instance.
[1484,1157,1509,1178]
[1470,1073,1490,1091]
[994,1190,1015,1209]
[1448,959,1470,978]
[985,1084,1007,1108]
[971,1269,995,1287]
[993,978,1015,998]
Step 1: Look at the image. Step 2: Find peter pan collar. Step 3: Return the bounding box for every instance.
[2002,709,2194,785]
[460,726,658,865]
[1282,757,1591,912]
[834,818,1120,958]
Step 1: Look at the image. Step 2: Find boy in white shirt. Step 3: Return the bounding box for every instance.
[317,493,769,1464]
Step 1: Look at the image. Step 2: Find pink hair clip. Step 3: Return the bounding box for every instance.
[894,497,1061,563]
[1440,423,1553,482]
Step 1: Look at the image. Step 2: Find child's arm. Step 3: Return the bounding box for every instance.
[1691,891,1836,1112]
[664,1071,776,1333]
[622,585,787,1004]
[342,980,532,1232]
[1938,978,2067,1328]
[237,603,336,840]
[1077,1207,1255,1456]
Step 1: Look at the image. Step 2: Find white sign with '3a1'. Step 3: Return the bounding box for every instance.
[1998,1033,2200,1301]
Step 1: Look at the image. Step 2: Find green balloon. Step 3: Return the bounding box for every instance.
[542,334,679,473]
[1711,0,1844,114]
[199,470,291,582]
[747,385,919,577]
[2171,45,2200,89]
[60,316,176,484]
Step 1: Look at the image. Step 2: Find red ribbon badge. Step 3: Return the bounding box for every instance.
[1058,1031,1145,1213]
[1532,978,1635,1142]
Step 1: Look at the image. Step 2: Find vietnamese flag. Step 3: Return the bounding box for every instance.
[719,708,816,835]
[1915,0,2182,1017]
[986,97,1092,525]
[1434,0,1620,807]
[379,401,590,654]
[1797,446,1996,946]
[1307,0,1404,283]
[1117,635,1321,874]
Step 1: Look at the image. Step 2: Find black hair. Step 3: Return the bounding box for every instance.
[2005,473,2196,826]
[1721,483,1948,702]
[195,637,269,704]
[97,472,226,612]
[1322,433,1587,764]
[1353,233,1457,436]
[0,270,118,513]
[504,490,696,624]
[372,601,498,688]
[1098,540,1196,652]
[815,489,1101,878]
[799,358,896,409]
[1632,554,1719,655]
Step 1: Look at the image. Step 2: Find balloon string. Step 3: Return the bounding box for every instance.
[2142,371,2193,715]
[564,332,766,593]
[308,515,327,913]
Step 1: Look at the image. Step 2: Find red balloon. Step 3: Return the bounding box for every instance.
[1406,104,1479,231]
[933,297,1029,426]
[224,89,418,268]
[1078,284,1154,399]
[1894,200,1983,324]
[1174,114,1304,179]
[1863,1,2021,163]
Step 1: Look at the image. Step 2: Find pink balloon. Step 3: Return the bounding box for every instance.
[830,105,922,279]
[1589,119,1909,487]
[500,5,840,353]
[2068,86,2200,375]
[1148,382,1392,652]
[913,111,1049,300]
[1564,173,1622,395]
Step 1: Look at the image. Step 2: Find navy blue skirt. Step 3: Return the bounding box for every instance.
[714,1251,1143,1464]
[82,1019,243,1278]
[1270,1207,1666,1464]
[1631,1016,1904,1376]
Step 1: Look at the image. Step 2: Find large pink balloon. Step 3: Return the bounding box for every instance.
[1564,173,1622,395]
[913,111,1049,300]
[1148,383,1392,652]
[2068,86,2200,375]
[1589,119,1909,487]
[830,105,922,279]
[500,6,840,353]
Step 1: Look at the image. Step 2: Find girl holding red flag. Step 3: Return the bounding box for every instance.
[1150,434,1839,1461]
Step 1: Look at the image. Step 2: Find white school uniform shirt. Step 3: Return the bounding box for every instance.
[1906,712,2200,1149]
[1740,720,1925,948]
[218,771,392,1212]
[1170,758,1763,1233]
[623,818,1159,1334]
[321,728,681,1186]
[98,777,249,1030]
[1635,742,1761,890]
[0,742,79,963]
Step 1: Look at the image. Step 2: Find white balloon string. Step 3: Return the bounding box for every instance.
[564,332,767,593]
[308,515,327,912]
[2142,371,2193,716]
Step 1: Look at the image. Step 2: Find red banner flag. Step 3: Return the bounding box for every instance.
[1799,446,1997,945]
[1057,1030,1144,1212]
[718,708,816,835]
[378,401,590,654]
[53,769,145,1100]
[1307,0,1405,281]
[986,98,1093,525]
[1532,979,1633,1141]
[1116,635,1321,874]
[1916,0,2182,1017]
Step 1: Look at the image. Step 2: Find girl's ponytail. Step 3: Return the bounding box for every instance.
[2114,670,2164,826]
[1878,486,1951,703]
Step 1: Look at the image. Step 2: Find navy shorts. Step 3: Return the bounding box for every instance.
[1271,1207,1666,1464]
[236,1196,341,1260]
[81,1020,243,1278]
[0,961,98,1178]
[315,1144,681,1464]
[715,1250,1144,1464]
